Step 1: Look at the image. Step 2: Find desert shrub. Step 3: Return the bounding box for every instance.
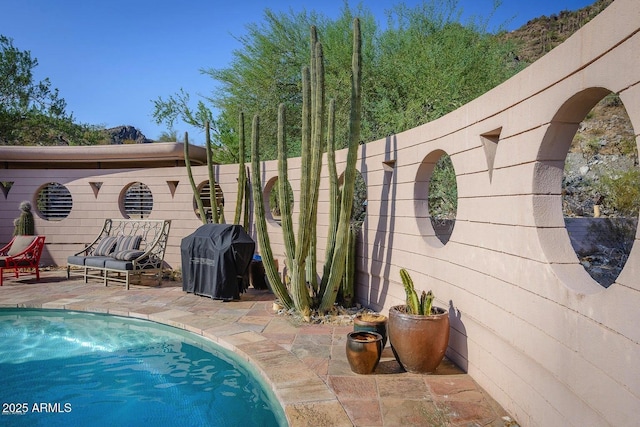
[599,169,640,216]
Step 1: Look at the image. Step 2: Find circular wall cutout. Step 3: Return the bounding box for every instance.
[36,182,72,221]
[194,181,225,222]
[264,177,294,227]
[121,182,153,219]
[536,87,638,291]
[337,169,368,228]
[414,150,458,246]
[561,92,638,287]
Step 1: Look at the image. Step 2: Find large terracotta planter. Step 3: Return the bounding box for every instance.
[345,331,383,374]
[388,305,450,374]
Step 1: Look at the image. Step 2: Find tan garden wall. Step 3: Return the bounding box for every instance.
[1,1,638,425]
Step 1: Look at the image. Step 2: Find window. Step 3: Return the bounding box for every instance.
[122,182,153,219]
[36,182,72,221]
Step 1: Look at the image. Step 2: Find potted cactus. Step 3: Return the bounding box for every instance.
[387,268,450,374]
[13,201,35,236]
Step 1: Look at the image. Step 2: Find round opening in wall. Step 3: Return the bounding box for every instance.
[36,182,72,221]
[561,92,638,287]
[265,177,294,227]
[536,87,639,291]
[414,150,458,246]
[194,181,224,222]
[121,182,153,219]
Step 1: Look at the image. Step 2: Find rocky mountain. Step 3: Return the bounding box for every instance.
[501,0,614,65]
[104,125,153,144]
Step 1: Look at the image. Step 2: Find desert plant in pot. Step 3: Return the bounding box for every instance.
[353,312,388,348]
[388,268,450,374]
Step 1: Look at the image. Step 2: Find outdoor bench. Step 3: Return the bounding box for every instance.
[66,219,171,289]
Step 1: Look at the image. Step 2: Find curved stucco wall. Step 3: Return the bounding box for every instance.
[1,1,638,425]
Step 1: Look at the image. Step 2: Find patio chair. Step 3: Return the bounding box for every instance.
[0,235,46,286]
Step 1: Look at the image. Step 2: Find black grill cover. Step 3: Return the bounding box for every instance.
[181,224,255,300]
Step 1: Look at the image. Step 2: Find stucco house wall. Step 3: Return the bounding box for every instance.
[1,1,638,425]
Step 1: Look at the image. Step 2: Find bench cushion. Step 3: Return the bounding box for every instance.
[93,236,118,256]
[84,256,114,268]
[67,255,88,266]
[104,259,135,271]
[8,236,36,256]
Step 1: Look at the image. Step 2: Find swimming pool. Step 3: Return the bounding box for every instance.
[0,309,287,427]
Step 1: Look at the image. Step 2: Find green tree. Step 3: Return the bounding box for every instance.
[367,2,523,136]
[157,129,180,142]
[206,5,376,157]
[0,35,107,146]
[152,88,239,163]
[154,1,521,161]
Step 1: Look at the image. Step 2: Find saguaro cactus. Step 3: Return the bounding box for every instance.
[13,201,34,236]
[250,18,362,315]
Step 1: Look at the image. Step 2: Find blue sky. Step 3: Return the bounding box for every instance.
[2,0,598,145]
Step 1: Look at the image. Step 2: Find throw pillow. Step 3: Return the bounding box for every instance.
[93,236,118,256]
[113,250,145,261]
[114,235,142,253]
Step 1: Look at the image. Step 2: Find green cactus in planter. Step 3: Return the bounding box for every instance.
[400,268,434,315]
[14,201,35,236]
[250,18,362,314]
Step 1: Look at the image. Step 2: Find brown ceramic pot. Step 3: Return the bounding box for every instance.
[345,331,383,375]
[388,305,450,374]
[353,313,388,348]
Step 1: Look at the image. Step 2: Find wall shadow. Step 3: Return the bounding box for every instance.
[363,135,397,310]
[448,299,469,372]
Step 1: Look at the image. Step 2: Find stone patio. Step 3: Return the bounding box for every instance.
[0,270,518,426]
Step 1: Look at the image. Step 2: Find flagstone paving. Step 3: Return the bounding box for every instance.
[0,271,519,426]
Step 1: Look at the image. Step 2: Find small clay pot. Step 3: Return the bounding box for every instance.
[345,331,383,375]
[353,313,388,348]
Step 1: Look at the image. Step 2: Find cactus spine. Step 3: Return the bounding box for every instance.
[14,201,34,236]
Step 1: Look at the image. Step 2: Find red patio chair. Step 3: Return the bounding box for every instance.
[0,235,46,286]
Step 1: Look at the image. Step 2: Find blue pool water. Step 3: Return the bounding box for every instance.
[0,309,286,427]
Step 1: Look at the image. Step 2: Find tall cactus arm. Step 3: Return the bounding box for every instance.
[205,121,220,224]
[295,65,312,266]
[185,132,208,224]
[319,18,362,313]
[306,40,326,294]
[320,99,339,294]
[250,115,293,309]
[277,104,296,267]
[234,112,246,226]
[243,166,251,230]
